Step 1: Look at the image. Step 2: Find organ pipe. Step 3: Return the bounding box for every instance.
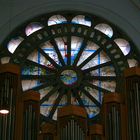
[102,93,127,140]
[0,64,21,140]
[124,67,140,140]
[57,105,87,140]
[22,90,40,140]
[59,119,86,140]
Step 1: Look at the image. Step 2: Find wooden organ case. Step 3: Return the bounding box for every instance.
[39,122,57,140]
[89,124,104,140]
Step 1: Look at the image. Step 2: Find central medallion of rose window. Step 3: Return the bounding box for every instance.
[60,70,78,86]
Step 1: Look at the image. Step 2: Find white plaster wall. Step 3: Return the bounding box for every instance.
[0,0,140,52]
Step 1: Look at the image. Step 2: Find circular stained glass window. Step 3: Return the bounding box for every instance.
[1,12,139,122]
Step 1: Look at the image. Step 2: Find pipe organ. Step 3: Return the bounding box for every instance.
[22,90,40,140]
[57,105,87,140]
[102,93,127,140]
[0,63,140,140]
[0,64,40,140]
[124,67,140,140]
[0,64,21,140]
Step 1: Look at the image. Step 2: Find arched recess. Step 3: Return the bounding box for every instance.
[0,0,140,54]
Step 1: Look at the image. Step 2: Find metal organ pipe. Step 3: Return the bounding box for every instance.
[75,120,77,140]
[22,91,40,140]
[135,82,140,138]
[103,93,127,140]
[109,105,121,140]
[112,106,116,140]
[124,67,140,140]
[128,90,132,140]
[23,104,37,140]
[0,72,18,140]
[67,122,71,140]
[59,119,86,140]
[72,120,74,140]
[108,113,112,140]
[116,110,120,140]
[64,125,66,140]
[71,120,73,140]
[134,86,139,139]
[78,122,80,140]
[57,105,87,140]
[130,90,135,140]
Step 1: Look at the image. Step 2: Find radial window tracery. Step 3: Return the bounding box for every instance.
[0,12,139,122]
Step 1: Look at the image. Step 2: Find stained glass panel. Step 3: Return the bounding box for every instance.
[27,49,55,69]
[39,87,53,100]
[25,22,43,36]
[71,95,79,105]
[55,37,67,63]
[81,51,110,70]
[127,59,138,67]
[89,66,116,76]
[84,86,101,102]
[1,57,10,64]
[7,37,24,53]
[86,107,100,118]
[114,38,131,55]
[22,80,38,91]
[48,15,67,26]
[71,36,83,64]
[41,41,59,64]
[91,80,116,93]
[77,41,99,66]
[79,91,96,106]
[72,15,92,27]
[94,23,113,38]
[40,92,59,118]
